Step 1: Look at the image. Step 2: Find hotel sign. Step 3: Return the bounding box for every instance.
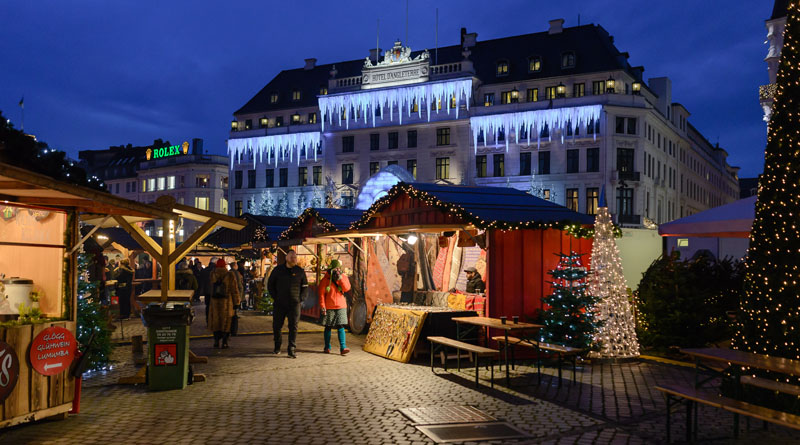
[362,40,429,89]
[146,141,190,160]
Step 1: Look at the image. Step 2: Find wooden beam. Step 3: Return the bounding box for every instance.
[0,180,41,190]
[161,218,176,302]
[168,201,247,230]
[113,215,162,259]
[168,219,218,265]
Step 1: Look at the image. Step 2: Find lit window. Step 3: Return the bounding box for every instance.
[157,178,166,192]
[484,93,494,107]
[147,178,155,192]
[141,179,147,192]
[220,198,228,214]
[435,157,450,179]
[496,60,509,77]
[436,128,450,146]
[292,90,301,101]
[319,85,328,95]
[527,88,538,102]
[270,93,279,103]
[196,175,210,188]
[528,56,542,73]
[545,86,557,99]
[167,176,176,190]
[573,83,585,98]
[308,112,317,124]
[561,51,576,69]
[195,196,209,211]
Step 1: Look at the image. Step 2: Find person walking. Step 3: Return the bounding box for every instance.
[208,258,239,348]
[115,259,134,319]
[230,261,244,308]
[201,258,217,323]
[318,259,351,355]
[175,260,198,298]
[267,250,307,358]
[191,259,204,302]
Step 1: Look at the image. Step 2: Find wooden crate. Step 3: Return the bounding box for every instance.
[0,321,76,429]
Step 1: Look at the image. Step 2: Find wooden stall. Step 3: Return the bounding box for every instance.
[0,162,176,428]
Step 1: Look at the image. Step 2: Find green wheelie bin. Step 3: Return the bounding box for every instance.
[142,304,192,391]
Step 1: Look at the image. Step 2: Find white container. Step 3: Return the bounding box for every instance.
[1,278,34,314]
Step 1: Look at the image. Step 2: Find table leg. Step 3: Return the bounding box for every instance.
[430,344,434,372]
[475,356,479,388]
[685,400,692,443]
[504,330,510,386]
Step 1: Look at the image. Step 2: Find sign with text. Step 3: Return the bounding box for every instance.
[0,341,20,403]
[146,141,190,160]
[30,326,77,376]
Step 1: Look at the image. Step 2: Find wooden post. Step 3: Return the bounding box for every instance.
[160,218,176,302]
[69,209,79,322]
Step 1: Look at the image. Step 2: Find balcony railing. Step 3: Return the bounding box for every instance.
[333,76,362,89]
[760,83,777,101]
[614,171,641,182]
[617,214,641,225]
[430,62,463,76]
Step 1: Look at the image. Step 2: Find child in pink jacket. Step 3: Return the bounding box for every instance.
[318,259,352,355]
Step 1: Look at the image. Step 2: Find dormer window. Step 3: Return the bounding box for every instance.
[496,60,509,77]
[319,85,328,95]
[561,51,576,69]
[270,92,279,103]
[291,89,301,101]
[528,56,542,73]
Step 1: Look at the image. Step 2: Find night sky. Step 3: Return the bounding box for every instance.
[0,1,772,178]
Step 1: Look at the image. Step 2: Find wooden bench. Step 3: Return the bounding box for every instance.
[428,336,497,388]
[656,383,800,443]
[492,336,583,386]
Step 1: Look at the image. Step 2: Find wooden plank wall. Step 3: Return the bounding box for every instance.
[365,192,464,230]
[0,321,76,424]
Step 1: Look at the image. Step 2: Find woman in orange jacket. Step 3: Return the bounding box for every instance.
[318,259,352,355]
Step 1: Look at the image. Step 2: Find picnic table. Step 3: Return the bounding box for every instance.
[136,289,194,304]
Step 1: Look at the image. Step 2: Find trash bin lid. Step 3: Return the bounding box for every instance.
[2,277,33,285]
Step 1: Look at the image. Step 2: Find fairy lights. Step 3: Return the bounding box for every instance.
[279,208,337,241]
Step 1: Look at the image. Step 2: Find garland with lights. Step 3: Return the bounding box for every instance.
[736,0,800,388]
[278,208,337,241]
[540,252,600,350]
[349,183,596,238]
[589,207,639,358]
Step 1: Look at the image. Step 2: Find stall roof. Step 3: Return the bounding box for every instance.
[204,213,295,248]
[279,208,365,241]
[348,182,594,233]
[658,196,756,238]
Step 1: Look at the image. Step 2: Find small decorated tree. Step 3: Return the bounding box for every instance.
[77,252,112,371]
[589,204,639,358]
[541,252,600,349]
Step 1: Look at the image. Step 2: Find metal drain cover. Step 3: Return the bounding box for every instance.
[399,405,496,425]
[416,422,530,443]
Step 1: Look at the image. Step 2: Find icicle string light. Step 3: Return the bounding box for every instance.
[469,105,602,152]
[227,132,321,168]
[318,79,472,130]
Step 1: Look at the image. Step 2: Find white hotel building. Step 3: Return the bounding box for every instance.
[228,19,740,226]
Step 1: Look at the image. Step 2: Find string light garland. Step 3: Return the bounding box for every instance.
[279,208,337,241]
[350,183,596,238]
[589,207,639,358]
[540,252,600,349]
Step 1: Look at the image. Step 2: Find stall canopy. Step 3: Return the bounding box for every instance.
[658,196,756,238]
[280,208,365,244]
[204,213,296,249]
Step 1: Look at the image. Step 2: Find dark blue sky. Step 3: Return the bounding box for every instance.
[1,1,772,178]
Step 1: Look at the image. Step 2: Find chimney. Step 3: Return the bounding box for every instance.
[648,77,672,117]
[304,58,316,70]
[549,19,565,34]
[192,138,204,155]
[368,48,383,63]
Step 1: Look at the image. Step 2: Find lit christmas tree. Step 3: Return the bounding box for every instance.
[77,252,112,371]
[589,197,639,358]
[737,1,800,363]
[541,252,600,349]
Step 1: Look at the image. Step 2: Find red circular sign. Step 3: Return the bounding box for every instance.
[0,341,19,403]
[30,326,77,376]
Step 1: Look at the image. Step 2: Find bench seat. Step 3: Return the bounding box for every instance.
[428,336,497,388]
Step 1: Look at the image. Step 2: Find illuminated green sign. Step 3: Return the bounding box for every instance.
[146,141,189,160]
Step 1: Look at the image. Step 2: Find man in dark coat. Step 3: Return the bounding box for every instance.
[267,250,308,358]
[115,259,135,319]
[464,267,485,294]
[201,258,217,322]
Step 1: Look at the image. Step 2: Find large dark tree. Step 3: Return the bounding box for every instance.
[0,110,104,190]
[738,1,800,362]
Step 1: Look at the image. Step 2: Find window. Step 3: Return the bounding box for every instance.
[617,148,635,173]
[370,133,380,151]
[125,182,131,193]
[313,166,322,185]
[493,154,504,177]
[308,112,317,124]
[587,118,600,135]
[247,170,256,188]
[476,155,487,178]
[319,85,328,95]
[260,117,268,128]
[519,152,532,175]
[617,188,634,216]
[528,56,542,72]
[627,117,637,135]
[527,88,539,102]
[561,51,576,68]
[592,80,605,95]
[545,86,557,99]
[407,130,417,148]
[566,149,579,173]
[616,117,637,135]
[436,128,450,146]
[387,160,398,166]
[342,136,355,152]
[406,159,417,178]
[270,93,279,103]
[113,183,119,194]
[500,91,513,105]
[496,60,509,76]
[435,157,450,179]
[483,93,495,107]
[369,162,380,175]
[388,132,398,149]
[540,124,550,138]
[265,169,274,188]
[616,117,625,134]
[157,177,166,191]
[342,164,354,185]
[243,119,252,130]
[275,116,284,127]
[234,200,242,216]
[279,168,288,187]
[586,148,599,172]
[542,189,551,201]
[298,167,307,186]
[132,181,136,192]
[566,189,578,211]
[291,114,301,124]
[141,179,147,192]
[292,89,301,101]
[573,83,585,98]
[220,198,228,215]
[195,196,209,211]
[196,174,209,188]
[586,188,599,215]
[148,178,157,191]
[538,151,551,174]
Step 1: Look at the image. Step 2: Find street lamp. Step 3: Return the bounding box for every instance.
[556,82,566,98]
[230,120,239,131]
[260,117,268,128]
[606,76,616,94]
[511,87,519,103]
[632,81,642,95]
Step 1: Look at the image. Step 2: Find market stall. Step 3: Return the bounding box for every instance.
[0,162,176,428]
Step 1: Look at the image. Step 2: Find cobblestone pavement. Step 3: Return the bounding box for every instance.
[1,332,799,444]
[110,301,322,342]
